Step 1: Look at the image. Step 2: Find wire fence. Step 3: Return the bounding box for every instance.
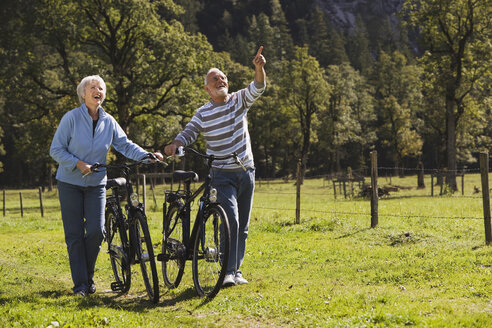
[251,204,483,221]
[1,167,488,219]
[2,155,491,244]
[254,151,491,243]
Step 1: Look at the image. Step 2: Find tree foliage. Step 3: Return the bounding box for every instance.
[1,0,491,187]
[0,0,216,185]
[316,63,376,173]
[279,46,331,178]
[403,0,492,189]
[372,50,423,169]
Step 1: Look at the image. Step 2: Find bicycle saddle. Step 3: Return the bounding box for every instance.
[105,177,127,190]
[173,170,199,182]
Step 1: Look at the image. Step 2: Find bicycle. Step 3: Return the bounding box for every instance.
[158,146,243,298]
[90,154,161,303]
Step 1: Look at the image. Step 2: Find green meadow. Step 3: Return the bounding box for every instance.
[0,174,491,327]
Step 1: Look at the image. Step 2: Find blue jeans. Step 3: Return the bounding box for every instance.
[211,168,255,275]
[57,181,106,293]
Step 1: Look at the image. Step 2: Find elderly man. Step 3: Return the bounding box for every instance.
[164,46,266,286]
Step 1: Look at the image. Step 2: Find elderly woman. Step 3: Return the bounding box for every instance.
[50,75,163,297]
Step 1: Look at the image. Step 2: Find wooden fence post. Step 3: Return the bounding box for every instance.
[39,187,44,217]
[431,174,434,196]
[479,153,492,245]
[142,174,146,213]
[19,192,23,217]
[295,161,301,224]
[370,151,378,228]
[461,173,465,196]
[417,161,425,189]
[151,178,157,206]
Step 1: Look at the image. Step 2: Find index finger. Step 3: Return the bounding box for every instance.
[256,46,263,57]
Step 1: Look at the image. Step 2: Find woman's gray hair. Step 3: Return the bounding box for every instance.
[204,68,225,85]
[76,75,106,104]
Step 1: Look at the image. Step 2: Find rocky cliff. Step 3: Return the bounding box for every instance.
[314,0,405,30]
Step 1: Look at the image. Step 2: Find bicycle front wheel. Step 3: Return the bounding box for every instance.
[134,211,159,303]
[162,203,186,289]
[192,204,230,298]
[105,207,131,293]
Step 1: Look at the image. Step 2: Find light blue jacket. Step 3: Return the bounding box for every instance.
[50,104,148,187]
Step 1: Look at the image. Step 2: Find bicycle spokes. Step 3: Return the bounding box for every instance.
[192,205,230,298]
[161,204,186,289]
[105,209,131,293]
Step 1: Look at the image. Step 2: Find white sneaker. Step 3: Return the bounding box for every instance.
[234,272,248,285]
[222,274,236,287]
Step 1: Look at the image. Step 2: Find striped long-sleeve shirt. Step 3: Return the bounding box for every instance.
[175,80,266,169]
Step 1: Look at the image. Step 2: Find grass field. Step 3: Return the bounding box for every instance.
[0,174,491,327]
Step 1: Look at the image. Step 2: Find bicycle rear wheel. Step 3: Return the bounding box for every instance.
[134,211,159,303]
[161,203,186,289]
[105,207,131,293]
[192,204,230,298]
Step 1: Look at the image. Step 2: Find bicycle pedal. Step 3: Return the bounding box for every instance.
[110,281,125,291]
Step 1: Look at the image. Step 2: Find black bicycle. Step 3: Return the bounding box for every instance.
[90,154,160,303]
[158,147,242,298]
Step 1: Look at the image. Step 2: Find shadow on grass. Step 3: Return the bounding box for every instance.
[335,227,371,239]
[2,280,220,312]
[0,286,200,312]
[73,286,201,311]
[0,289,73,306]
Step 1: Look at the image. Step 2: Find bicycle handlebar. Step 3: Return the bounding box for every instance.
[84,153,165,177]
[176,146,246,171]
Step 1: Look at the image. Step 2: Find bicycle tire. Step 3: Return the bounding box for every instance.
[161,203,186,289]
[192,204,230,298]
[134,210,160,303]
[105,206,131,293]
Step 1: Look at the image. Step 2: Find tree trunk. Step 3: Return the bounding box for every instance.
[48,165,53,192]
[335,148,341,173]
[417,161,425,189]
[445,94,458,191]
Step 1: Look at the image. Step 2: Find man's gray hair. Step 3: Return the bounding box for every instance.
[76,75,106,104]
[204,68,225,85]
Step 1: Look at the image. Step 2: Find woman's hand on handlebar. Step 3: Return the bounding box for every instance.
[150,152,164,162]
[77,160,92,177]
[142,152,164,165]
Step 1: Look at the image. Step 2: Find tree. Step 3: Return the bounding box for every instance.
[0,101,4,174]
[0,0,215,186]
[316,63,376,173]
[279,46,331,179]
[346,15,373,75]
[372,50,423,172]
[306,7,332,67]
[403,0,492,190]
[173,0,204,33]
[268,0,295,61]
[249,81,295,178]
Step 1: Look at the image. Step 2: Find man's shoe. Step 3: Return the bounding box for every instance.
[222,274,236,287]
[88,283,96,294]
[74,290,86,297]
[234,272,248,285]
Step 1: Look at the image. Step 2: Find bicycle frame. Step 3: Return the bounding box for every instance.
[160,146,240,297]
[105,181,128,260]
[166,174,212,260]
[95,156,161,302]
[106,166,145,264]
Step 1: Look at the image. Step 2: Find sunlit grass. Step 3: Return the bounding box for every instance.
[0,174,491,327]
